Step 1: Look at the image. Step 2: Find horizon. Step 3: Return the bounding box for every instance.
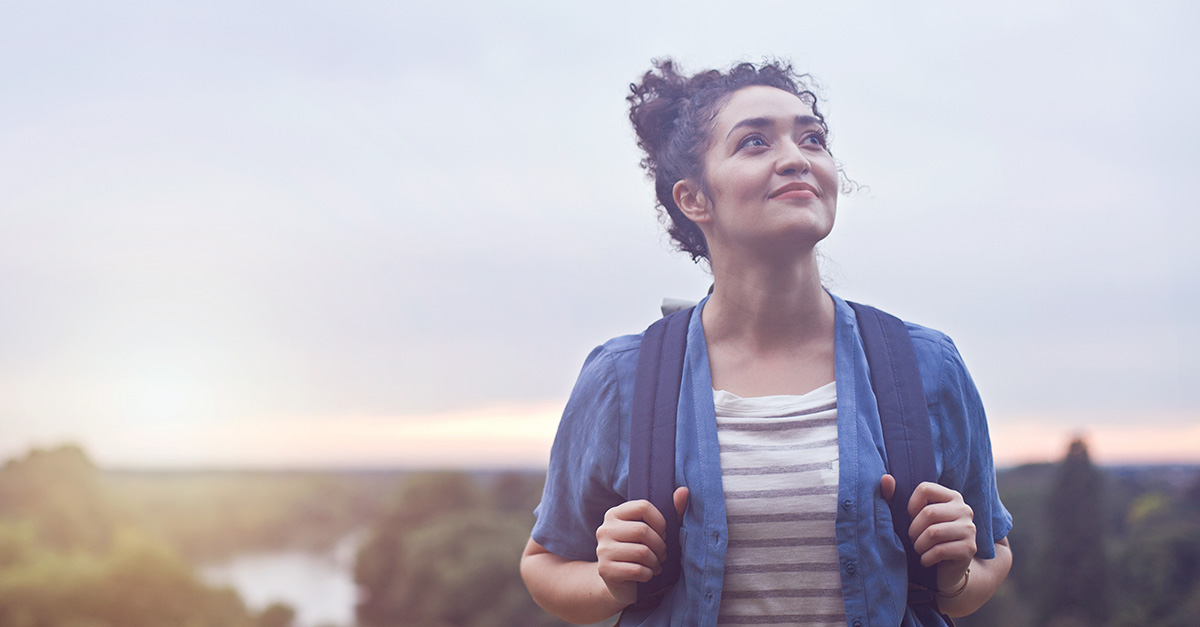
[13,411,1200,473]
[17,445,1200,475]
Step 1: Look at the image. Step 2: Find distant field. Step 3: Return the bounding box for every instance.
[4,444,1197,627]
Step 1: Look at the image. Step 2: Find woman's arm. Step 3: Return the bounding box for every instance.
[936,537,1012,617]
[521,538,627,625]
[882,476,1013,617]
[521,488,689,624]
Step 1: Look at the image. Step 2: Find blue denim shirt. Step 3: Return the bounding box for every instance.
[532,294,1013,627]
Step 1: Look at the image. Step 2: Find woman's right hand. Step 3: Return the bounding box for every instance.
[595,486,689,606]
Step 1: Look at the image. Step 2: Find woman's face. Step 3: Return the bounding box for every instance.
[688,85,838,258]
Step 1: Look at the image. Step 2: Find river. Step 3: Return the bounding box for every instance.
[199,532,361,627]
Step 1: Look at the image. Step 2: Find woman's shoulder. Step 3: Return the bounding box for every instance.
[597,330,646,357]
[830,294,977,406]
[833,294,968,378]
[894,317,988,449]
[577,331,645,382]
[561,330,649,421]
[900,319,966,374]
[893,318,978,412]
[897,317,979,396]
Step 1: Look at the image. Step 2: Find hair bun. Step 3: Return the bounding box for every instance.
[628,59,692,172]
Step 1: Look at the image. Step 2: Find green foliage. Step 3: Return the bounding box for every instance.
[1110,483,1200,627]
[0,520,260,627]
[257,602,296,627]
[10,441,1197,627]
[0,521,38,568]
[0,446,272,627]
[488,471,546,515]
[355,471,563,627]
[0,445,125,553]
[960,444,1200,627]
[1,446,565,627]
[991,462,1052,604]
[104,469,403,561]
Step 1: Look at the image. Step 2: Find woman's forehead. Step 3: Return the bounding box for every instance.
[714,86,816,132]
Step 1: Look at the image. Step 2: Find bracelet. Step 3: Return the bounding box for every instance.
[938,566,970,599]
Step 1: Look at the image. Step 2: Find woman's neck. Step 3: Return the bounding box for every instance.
[702,247,834,352]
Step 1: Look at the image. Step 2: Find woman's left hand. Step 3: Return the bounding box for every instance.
[880,474,976,592]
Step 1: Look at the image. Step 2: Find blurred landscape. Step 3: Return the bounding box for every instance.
[1,441,1197,627]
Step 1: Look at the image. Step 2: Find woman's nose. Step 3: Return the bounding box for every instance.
[775,142,810,176]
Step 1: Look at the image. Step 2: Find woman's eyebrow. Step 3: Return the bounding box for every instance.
[793,114,822,129]
[725,117,773,141]
[725,115,823,140]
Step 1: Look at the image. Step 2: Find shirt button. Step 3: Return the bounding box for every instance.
[842,498,852,510]
[853,620,863,627]
[845,561,857,574]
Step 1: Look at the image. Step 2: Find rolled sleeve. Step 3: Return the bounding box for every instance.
[932,334,1013,560]
[531,341,632,561]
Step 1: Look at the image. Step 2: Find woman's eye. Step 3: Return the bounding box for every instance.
[737,135,768,150]
[801,132,828,148]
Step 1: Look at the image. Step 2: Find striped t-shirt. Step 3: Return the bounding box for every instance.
[713,381,845,626]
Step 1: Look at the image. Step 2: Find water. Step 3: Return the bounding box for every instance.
[199,532,361,627]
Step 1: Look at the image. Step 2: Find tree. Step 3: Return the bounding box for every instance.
[354,472,482,625]
[0,445,264,627]
[258,602,296,627]
[1038,438,1108,626]
[0,445,124,553]
[354,471,563,627]
[1109,470,1200,627]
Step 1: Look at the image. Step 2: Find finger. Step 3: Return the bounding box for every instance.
[673,486,690,521]
[910,501,974,544]
[597,549,658,585]
[599,538,667,573]
[912,522,977,564]
[641,501,669,539]
[912,521,975,556]
[597,519,668,564]
[607,499,669,539]
[912,500,974,529]
[880,474,896,502]
[906,481,959,520]
[918,537,977,567]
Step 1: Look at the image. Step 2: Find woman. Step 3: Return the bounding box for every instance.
[520,59,1012,627]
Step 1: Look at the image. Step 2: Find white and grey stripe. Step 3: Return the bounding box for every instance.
[715,382,844,627]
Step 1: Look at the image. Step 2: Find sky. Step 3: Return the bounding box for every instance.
[1,1,1197,469]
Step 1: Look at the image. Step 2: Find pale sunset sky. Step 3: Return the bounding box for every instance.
[2,1,1197,469]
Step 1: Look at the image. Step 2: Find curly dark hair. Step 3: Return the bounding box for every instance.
[627,58,829,262]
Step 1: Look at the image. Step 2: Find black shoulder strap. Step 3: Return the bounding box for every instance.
[627,301,940,610]
[848,301,941,604]
[626,306,692,610]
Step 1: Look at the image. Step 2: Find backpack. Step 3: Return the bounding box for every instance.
[624,301,945,618]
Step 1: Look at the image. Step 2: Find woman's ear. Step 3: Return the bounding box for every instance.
[673,179,711,224]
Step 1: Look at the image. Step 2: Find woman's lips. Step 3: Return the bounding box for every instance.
[770,182,819,199]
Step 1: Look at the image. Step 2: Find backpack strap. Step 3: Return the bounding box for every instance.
[626,306,693,610]
[847,301,942,607]
[627,301,941,612]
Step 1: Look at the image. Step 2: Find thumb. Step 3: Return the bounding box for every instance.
[880,474,896,502]
[673,486,690,521]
